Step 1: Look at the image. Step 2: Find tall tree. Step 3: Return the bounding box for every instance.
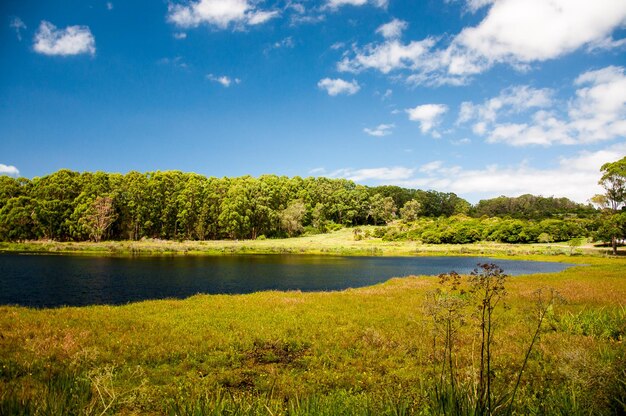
[594,157,626,254]
[280,200,306,237]
[79,196,117,242]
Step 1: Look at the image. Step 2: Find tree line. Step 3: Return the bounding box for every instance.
[368,215,591,244]
[0,169,599,243]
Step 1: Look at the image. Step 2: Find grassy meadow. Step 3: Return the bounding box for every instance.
[0,231,625,415]
[0,227,611,257]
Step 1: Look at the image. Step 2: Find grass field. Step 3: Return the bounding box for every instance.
[0,232,625,415]
[0,227,613,257]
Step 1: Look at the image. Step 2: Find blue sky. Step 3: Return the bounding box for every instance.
[1,0,625,203]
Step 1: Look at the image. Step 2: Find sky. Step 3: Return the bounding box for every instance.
[1,0,625,203]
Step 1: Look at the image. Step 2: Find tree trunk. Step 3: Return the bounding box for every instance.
[612,235,618,255]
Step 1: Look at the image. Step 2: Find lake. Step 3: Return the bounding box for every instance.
[0,253,574,308]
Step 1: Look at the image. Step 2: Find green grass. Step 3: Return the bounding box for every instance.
[0,236,625,414]
[0,227,613,257]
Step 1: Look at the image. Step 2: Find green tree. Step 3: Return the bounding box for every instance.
[594,156,626,254]
[280,200,306,237]
[399,199,421,222]
[368,194,397,225]
[0,196,39,241]
[78,196,118,242]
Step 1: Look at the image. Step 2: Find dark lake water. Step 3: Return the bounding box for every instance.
[0,253,574,308]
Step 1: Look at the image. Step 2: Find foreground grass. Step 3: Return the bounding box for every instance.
[0,227,613,257]
[1,254,625,415]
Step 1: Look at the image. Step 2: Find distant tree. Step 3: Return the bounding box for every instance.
[368,194,396,225]
[417,190,470,217]
[472,194,595,219]
[537,232,553,244]
[399,199,422,222]
[311,202,328,232]
[280,200,306,237]
[368,185,417,210]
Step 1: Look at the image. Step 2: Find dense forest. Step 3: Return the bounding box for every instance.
[0,169,597,243]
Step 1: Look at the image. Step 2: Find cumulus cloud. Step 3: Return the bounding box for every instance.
[0,164,20,177]
[452,0,626,67]
[338,0,626,85]
[459,66,626,146]
[168,0,278,29]
[458,86,553,125]
[33,21,95,56]
[406,104,448,134]
[568,66,626,143]
[376,19,408,39]
[317,78,360,96]
[10,17,26,41]
[364,123,394,137]
[173,32,187,39]
[485,112,574,146]
[325,143,626,203]
[207,73,240,87]
[410,143,626,202]
[338,38,436,74]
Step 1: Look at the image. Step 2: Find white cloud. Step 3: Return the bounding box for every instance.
[338,38,436,74]
[0,164,20,177]
[485,112,574,146]
[106,2,113,10]
[586,36,626,52]
[376,19,408,39]
[326,0,388,10]
[168,0,277,29]
[457,85,553,125]
[337,0,626,85]
[381,89,392,100]
[326,143,626,203]
[364,123,394,137]
[419,160,443,173]
[10,17,26,41]
[462,0,495,13]
[288,3,306,14]
[323,166,415,182]
[33,21,95,56]
[207,73,240,87]
[568,66,626,143]
[452,0,626,67]
[417,143,626,202]
[173,32,187,40]
[406,104,448,134]
[317,78,360,96]
[460,66,626,146]
[265,36,295,53]
[247,10,280,25]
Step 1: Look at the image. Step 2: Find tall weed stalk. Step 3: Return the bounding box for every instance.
[426,263,563,415]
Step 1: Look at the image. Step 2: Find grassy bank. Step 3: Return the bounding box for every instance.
[1,253,625,415]
[0,227,613,257]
